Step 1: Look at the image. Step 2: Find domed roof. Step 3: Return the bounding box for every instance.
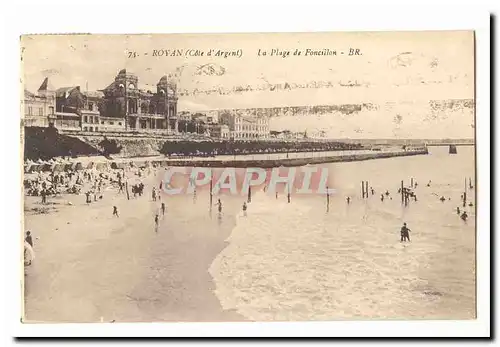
[157,74,177,88]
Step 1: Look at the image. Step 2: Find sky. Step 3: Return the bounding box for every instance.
[21,31,475,139]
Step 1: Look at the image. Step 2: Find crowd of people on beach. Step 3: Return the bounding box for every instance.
[24,158,475,267]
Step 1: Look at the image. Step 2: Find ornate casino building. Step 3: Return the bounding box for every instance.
[24,69,179,134]
[99,69,179,133]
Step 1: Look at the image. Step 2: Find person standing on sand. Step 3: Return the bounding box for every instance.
[25,231,33,248]
[113,206,119,217]
[346,196,351,204]
[400,222,411,242]
[152,188,157,202]
[41,189,47,204]
[161,202,166,216]
[242,202,247,216]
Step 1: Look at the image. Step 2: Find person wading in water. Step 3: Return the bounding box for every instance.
[215,199,223,214]
[154,214,159,232]
[461,211,468,222]
[400,222,411,242]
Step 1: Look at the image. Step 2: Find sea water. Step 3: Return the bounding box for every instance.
[209,146,476,321]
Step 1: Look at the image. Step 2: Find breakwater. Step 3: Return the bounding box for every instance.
[159,149,428,168]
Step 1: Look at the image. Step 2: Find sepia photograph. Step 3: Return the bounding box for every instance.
[20,30,478,326]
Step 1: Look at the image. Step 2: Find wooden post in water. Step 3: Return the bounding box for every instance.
[401,180,404,204]
[125,181,130,200]
[411,177,414,188]
[365,181,369,198]
[209,170,213,212]
[326,185,330,212]
[361,181,365,198]
[248,186,252,203]
[463,177,467,208]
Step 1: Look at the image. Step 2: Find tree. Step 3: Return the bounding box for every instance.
[99,137,122,156]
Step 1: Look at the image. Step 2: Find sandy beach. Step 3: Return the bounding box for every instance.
[23,170,246,322]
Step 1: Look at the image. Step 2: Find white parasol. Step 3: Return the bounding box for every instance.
[24,241,35,266]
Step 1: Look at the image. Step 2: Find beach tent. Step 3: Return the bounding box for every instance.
[40,163,52,172]
[111,162,125,170]
[52,163,66,173]
[74,162,84,171]
[86,162,96,170]
[64,163,74,171]
[28,164,41,173]
[95,162,109,171]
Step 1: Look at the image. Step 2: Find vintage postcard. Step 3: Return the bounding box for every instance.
[21,31,476,324]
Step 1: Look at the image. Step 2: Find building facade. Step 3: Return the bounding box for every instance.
[23,78,56,127]
[99,69,179,133]
[219,110,270,140]
[208,124,230,139]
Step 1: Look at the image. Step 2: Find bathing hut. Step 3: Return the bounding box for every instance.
[111,162,126,170]
[95,162,109,171]
[449,145,457,154]
[52,163,66,172]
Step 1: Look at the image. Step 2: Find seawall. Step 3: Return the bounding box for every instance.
[25,149,428,173]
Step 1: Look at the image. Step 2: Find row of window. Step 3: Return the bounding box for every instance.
[83,127,99,132]
[101,121,122,126]
[234,118,268,124]
[25,106,54,116]
[82,116,122,126]
[233,133,267,138]
[235,125,268,132]
[83,116,99,124]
